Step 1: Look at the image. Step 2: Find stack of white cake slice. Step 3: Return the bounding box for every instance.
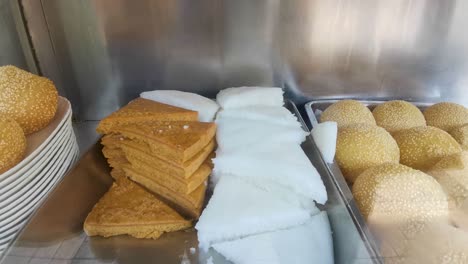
[196,87,333,264]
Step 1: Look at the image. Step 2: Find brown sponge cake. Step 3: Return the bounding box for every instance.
[101,134,215,178]
[123,166,207,219]
[0,65,58,134]
[106,121,216,164]
[127,155,211,194]
[96,98,198,134]
[84,177,192,239]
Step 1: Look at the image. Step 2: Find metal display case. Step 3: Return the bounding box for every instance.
[304,99,443,263]
[2,101,378,264]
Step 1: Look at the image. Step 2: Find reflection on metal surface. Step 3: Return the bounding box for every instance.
[20,1,468,115]
[280,0,468,104]
[21,0,278,120]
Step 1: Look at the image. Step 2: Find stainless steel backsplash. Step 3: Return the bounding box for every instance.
[0,0,28,70]
[11,0,468,120]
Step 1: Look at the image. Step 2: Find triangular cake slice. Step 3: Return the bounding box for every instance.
[127,154,211,194]
[106,121,216,164]
[195,176,312,251]
[123,166,207,219]
[102,134,215,178]
[84,177,192,239]
[96,98,198,134]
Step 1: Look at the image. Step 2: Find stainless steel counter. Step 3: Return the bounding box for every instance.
[2,104,378,264]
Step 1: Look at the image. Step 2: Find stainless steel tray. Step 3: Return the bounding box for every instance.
[2,101,378,264]
[304,99,434,263]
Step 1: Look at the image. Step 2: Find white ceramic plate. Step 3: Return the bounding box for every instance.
[0,134,75,232]
[0,121,72,196]
[0,97,71,180]
[0,145,77,253]
[0,114,73,190]
[0,128,73,214]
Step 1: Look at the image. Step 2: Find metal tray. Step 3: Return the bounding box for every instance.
[2,101,378,264]
[304,99,435,263]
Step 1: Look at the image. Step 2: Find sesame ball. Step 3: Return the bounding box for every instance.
[373,100,426,133]
[393,126,462,171]
[449,124,468,150]
[353,163,448,222]
[320,100,376,128]
[0,65,58,134]
[428,152,468,210]
[424,102,468,132]
[336,124,400,183]
[0,117,26,174]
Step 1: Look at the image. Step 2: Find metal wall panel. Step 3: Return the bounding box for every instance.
[20,0,468,120]
[0,0,28,70]
[22,0,279,120]
[279,0,468,104]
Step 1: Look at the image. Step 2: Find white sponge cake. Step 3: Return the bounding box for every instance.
[140,90,219,122]
[195,176,312,251]
[216,87,283,109]
[212,212,333,264]
[212,144,327,204]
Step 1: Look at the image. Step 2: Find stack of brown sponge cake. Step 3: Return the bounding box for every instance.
[84,98,216,239]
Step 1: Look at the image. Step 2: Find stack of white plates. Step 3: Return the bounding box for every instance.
[0,97,79,255]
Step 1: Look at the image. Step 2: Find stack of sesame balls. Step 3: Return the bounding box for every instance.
[0,65,58,174]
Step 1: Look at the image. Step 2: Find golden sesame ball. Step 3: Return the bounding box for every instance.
[0,117,27,174]
[398,223,468,264]
[336,124,400,183]
[352,163,448,222]
[0,65,58,134]
[449,124,468,150]
[372,100,426,133]
[393,126,462,171]
[428,152,468,210]
[320,100,376,128]
[424,102,468,132]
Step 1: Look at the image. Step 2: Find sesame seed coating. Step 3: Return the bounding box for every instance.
[336,123,400,183]
[320,100,376,128]
[373,100,426,133]
[0,117,26,174]
[449,124,468,150]
[424,102,468,132]
[353,163,448,222]
[428,152,468,210]
[393,126,462,171]
[0,65,58,135]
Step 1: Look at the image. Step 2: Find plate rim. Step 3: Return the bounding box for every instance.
[0,135,75,230]
[0,117,74,189]
[0,121,73,192]
[0,97,72,180]
[0,139,77,253]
